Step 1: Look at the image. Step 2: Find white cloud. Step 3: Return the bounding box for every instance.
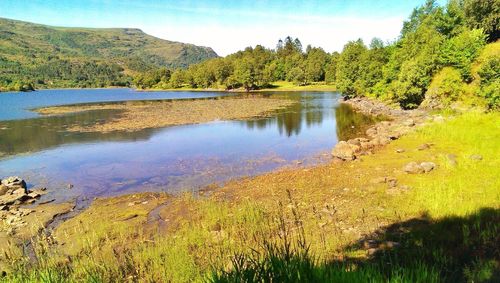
[144,15,405,56]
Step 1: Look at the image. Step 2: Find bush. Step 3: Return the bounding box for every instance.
[423,67,465,108]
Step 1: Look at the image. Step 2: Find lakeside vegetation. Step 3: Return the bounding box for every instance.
[0,17,217,91]
[135,0,498,110]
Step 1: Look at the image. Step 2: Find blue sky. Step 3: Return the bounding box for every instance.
[0,0,446,55]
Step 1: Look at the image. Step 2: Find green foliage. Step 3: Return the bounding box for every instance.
[463,0,500,41]
[424,67,465,107]
[335,39,367,98]
[134,37,333,91]
[439,29,487,80]
[477,56,500,108]
[0,17,217,91]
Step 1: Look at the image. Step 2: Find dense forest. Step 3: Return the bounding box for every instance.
[0,17,217,91]
[135,0,499,109]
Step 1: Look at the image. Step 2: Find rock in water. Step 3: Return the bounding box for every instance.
[332,141,360,160]
[403,162,424,174]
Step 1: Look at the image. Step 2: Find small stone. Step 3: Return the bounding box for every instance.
[67,184,74,190]
[403,119,415,127]
[417,143,431,151]
[27,192,41,199]
[469,154,483,161]
[396,149,405,153]
[30,188,48,195]
[362,239,379,249]
[446,154,458,167]
[384,241,400,249]
[403,162,424,174]
[420,162,436,173]
[367,248,378,256]
[387,178,398,188]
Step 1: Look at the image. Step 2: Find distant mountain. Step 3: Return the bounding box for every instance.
[0,17,218,90]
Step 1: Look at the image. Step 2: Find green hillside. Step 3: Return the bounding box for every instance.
[0,17,218,91]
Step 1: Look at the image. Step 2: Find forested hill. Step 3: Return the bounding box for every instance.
[0,17,218,91]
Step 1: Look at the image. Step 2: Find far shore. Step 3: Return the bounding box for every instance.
[1,82,337,94]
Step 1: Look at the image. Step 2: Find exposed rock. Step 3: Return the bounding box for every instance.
[0,185,8,196]
[469,154,483,161]
[403,162,424,174]
[332,141,360,160]
[1,176,27,191]
[396,149,406,153]
[420,162,436,173]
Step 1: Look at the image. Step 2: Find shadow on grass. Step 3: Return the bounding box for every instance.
[211,208,500,283]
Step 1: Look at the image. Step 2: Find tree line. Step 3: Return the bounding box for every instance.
[134,0,498,109]
[133,36,333,91]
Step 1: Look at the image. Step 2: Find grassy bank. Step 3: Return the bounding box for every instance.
[2,111,499,282]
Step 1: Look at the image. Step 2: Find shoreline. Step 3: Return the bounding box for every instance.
[2,96,498,281]
[1,83,337,94]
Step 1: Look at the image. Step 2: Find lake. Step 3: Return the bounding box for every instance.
[0,89,375,202]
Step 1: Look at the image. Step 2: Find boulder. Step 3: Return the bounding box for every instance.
[420,162,436,173]
[332,141,360,160]
[403,162,424,174]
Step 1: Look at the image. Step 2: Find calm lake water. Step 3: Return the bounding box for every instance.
[0,89,375,202]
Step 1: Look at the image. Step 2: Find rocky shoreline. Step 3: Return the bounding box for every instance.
[332,97,445,161]
[0,176,49,234]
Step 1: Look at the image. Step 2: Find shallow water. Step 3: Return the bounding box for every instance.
[0,89,376,202]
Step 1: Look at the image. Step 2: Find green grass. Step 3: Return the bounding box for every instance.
[2,112,499,282]
[258,81,337,92]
